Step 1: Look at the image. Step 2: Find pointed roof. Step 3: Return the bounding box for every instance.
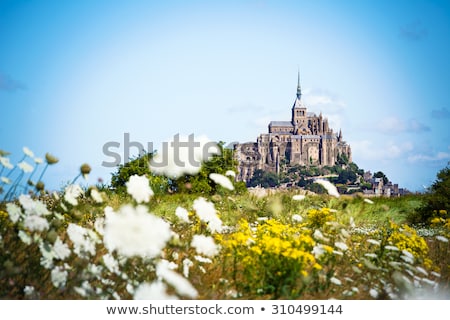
[293,69,305,109]
[296,69,302,100]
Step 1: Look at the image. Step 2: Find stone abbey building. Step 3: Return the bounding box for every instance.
[234,73,352,183]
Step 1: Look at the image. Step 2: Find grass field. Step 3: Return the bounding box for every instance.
[1,181,449,300]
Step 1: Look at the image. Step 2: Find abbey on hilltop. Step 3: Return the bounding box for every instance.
[234,72,352,183]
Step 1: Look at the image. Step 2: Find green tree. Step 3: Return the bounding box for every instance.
[110,143,243,195]
[248,169,279,188]
[411,164,450,224]
[305,182,326,194]
[374,171,389,185]
[110,153,171,195]
[336,153,349,165]
[336,169,357,184]
[297,177,308,188]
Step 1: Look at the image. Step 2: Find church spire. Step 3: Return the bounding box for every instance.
[296,69,302,100]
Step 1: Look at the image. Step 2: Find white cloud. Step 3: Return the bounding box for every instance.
[301,88,347,132]
[326,114,343,132]
[387,141,414,158]
[408,151,450,163]
[352,139,414,161]
[303,88,346,113]
[227,103,265,114]
[377,116,430,134]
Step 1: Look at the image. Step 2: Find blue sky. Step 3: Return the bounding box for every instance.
[0,0,449,192]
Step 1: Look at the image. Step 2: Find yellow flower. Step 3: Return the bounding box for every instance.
[431,217,443,225]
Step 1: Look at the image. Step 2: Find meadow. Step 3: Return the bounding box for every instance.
[0,147,449,300]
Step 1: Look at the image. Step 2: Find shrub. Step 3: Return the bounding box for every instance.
[410,164,450,225]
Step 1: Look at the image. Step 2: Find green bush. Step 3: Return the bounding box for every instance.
[410,164,450,225]
[109,144,242,195]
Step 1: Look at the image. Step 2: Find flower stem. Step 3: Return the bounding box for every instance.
[37,164,49,185]
[71,173,81,185]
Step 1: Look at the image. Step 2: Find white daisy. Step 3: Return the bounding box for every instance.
[194,255,213,263]
[64,184,84,206]
[330,277,342,286]
[103,205,172,258]
[369,288,379,299]
[312,244,326,258]
[225,170,236,178]
[23,215,49,232]
[314,179,340,198]
[53,237,71,260]
[22,147,34,158]
[149,134,220,178]
[18,161,34,173]
[192,197,223,233]
[126,175,153,203]
[334,242,349,251]
[292,194,306,201]
[23,286,35,297]
[0,156,14,169]
[90,189,103,203]
[67,223,97,257]
[191,235,219,257]
[1,176,11,184]
[175,206,190,223]
[156,260,198,299]
[103,253,120,274]
[51,266,68,288]
[182,258,194,278]
[367,239,381,246]
[18,230,32,245]
[209,173,234,190]
[6,203,22,223]
[134,281,178,300]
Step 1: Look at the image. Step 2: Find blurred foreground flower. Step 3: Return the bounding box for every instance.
[0,149,11,157]
[18,161,34,173]
[209,173,234,190]
[314,179,340,198]
[191,234,219,257]
[80,163,91,179]
[45,153,59,165]
[64,184,84,206]
[126,174,153,203]
[175,206,190,223]
[103,205,172,258]
[193,197,223,233]
[225,170,236,178]
[22,147,34,158]
[156,260,198,299]
[149,134,220,178]
[0,156,13,169]
[134,281,178,300]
